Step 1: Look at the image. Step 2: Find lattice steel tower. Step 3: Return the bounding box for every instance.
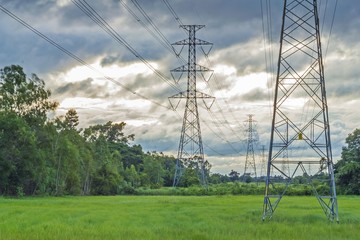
[170,25,214,187]
[242,115,257,182]
[262,0,338,222]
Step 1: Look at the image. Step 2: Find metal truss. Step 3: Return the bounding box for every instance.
[170,25,214,187]
[242,115,258,182]
[263,0,338,222]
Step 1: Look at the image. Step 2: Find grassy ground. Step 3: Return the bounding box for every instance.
[0,195,358,240]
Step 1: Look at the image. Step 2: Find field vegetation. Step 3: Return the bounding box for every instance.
[0,195,359,240]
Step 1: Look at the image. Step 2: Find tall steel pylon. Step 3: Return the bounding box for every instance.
[242,114,258,182]
[263,0,339,222]
[169,25,214,187]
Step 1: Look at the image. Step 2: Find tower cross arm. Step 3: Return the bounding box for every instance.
[195,38,213,46]
[171,64,213,73]
[171,38,212,46]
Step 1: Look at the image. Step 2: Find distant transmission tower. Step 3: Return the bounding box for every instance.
[263,0,338,222]
[169,25,214,187]
[242,114,257,182]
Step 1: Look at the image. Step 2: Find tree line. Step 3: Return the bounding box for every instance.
[0,65,241,197]
[0,65,181,196]
[0,65,358,196]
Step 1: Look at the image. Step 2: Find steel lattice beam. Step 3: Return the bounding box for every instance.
[263,0,339,222]
[170,25,214,187]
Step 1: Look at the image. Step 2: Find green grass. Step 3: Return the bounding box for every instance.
[0,195,359,239]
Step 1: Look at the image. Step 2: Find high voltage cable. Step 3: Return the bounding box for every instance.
[119,0,188,67]
[203,55,245,141]
[0,4,170,110]
[324,0,338,60]
[72,0,181,93]
[173,107,238,156]
[202,111,241,154]
[162,0,184,26]
[119,0,174,54]
[260,0,276,119]
[130,0,173,48]
[121,0,243,154]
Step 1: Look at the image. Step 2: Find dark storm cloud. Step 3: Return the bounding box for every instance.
[53,78,111,98]
[0,0,358,170]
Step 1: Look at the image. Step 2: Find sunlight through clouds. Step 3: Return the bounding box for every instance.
[0,0,356,174]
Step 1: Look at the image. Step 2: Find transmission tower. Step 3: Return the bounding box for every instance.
[242,114,257,182]
[169,25,214,187]
[263,0,338,222]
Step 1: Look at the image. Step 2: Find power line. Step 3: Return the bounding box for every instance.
[130,0,173,48]
[0,3,170,110]
[77,0,242,158]
[119,0,174,54]
[72,0,181,93]
[324,0,338,60]
[162,0,184,26]
[119,0,189,69]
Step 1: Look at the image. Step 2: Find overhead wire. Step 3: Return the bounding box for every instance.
[261,0,276,119]
[130,0,173,48]
[119,0,237,153]
[323,0,338,61]
[0,3,170,110]
[172,106,239,156]
[162,0,184,26]
[120,0,189,72]
[119,0,174,54]
[72,0,181,93]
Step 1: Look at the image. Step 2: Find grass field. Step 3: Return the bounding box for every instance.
[0,195,359,239]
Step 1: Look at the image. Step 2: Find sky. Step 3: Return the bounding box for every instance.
[0,0,358,175]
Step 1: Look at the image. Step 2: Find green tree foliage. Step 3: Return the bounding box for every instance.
[0,65,58,196]
[1,65,220,196]
[335,128,360,194]
[229,170,240,182]
[0,65,58,126]
[0,112,39,195]
[141,153,165,188]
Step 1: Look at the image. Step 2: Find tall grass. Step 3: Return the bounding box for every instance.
[0,195,358,239]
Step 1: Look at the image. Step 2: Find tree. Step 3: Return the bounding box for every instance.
[83,121,134,144]
[0,65,58,126]
[0,65,59,196]
[91,163,122,195]
[125,165,140,188]
[229,170,240,182]
[335,129,360,194]
[0,112,40,195]
[142,153,165,188]
[48,109,85,195]
[209,173,230,184]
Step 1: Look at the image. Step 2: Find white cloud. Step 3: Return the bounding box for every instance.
[0,0,357,174]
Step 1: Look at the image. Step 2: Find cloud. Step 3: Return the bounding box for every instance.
[53,78,111,98]
[0,0,358,174]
